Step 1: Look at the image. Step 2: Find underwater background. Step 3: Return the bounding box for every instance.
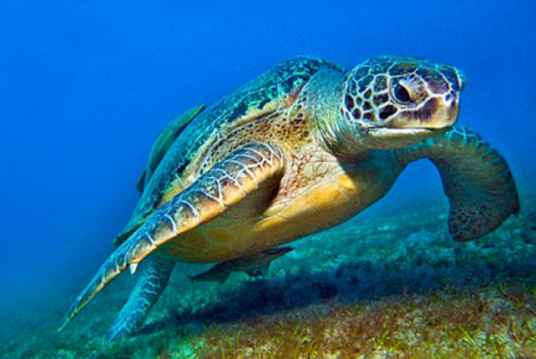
[1,0,535,357]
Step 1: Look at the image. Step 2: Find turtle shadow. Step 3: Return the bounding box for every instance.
[140,249,535,336]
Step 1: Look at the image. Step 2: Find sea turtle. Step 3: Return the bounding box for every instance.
[60,56,520,340]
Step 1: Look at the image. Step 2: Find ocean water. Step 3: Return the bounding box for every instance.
[1,0,535,357]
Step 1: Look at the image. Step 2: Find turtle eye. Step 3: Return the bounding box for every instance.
[392,77,426,105]
[393,82,411,103]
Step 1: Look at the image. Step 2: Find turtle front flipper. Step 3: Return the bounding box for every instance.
[396,125,520,241]
[59,143,285,330]
[108,256,175,341]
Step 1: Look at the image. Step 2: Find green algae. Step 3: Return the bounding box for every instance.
[186,284,535,358]
[2,190,535,358]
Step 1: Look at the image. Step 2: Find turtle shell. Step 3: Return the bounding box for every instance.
[114,57,344,246]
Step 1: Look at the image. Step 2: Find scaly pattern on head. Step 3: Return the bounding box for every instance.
[340,56,466,148]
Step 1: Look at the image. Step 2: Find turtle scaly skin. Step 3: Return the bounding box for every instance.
[60,56,519,339]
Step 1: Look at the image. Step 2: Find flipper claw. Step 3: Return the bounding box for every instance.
[129,263,138,275]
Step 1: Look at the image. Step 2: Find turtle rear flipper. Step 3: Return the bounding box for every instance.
[397,125,520,241]
[108,256,175,341]
[190,246,294,283]
[59,143,285,329]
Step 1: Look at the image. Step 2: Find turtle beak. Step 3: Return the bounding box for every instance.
[366,127,449,148]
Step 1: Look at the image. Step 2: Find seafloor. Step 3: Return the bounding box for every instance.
[2,189,535,358]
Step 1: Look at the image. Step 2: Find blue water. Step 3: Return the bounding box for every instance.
[1,0,535,336]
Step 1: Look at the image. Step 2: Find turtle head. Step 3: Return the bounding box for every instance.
[340,56,465,150]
